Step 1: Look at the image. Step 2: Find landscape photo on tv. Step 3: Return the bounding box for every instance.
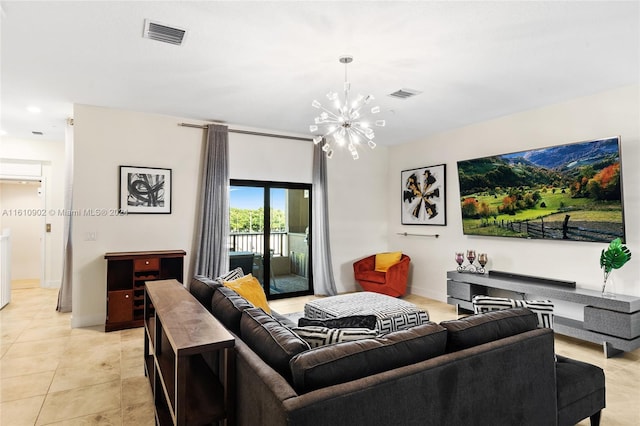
[456,136,626,243]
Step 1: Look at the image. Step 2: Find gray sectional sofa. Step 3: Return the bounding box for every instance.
[189,275,605,426]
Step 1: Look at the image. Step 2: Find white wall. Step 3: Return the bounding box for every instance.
[326,148,389,293]
[72,105,205,327]
[0,137,66,287]
[389,85,640,304]
[71,104,390,327]
[73,85,637,327]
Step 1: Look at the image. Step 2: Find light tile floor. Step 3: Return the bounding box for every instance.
[2,285,639,425]
[0,285,154,425]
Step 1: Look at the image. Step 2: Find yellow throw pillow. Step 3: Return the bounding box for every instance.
[223,274,271,314]
[374,252,402,272]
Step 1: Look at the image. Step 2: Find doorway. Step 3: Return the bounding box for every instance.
[229,180,312,299]
[0,179,44,292]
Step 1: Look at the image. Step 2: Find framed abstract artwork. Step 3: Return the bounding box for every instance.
[119,166,171,214]
[401,164,446,225]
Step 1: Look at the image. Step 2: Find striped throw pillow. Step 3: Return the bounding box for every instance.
[472,295,554,328]
[292,326,378,348]
[213,267,244,285]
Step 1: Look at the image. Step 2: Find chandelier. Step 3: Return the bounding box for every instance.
[309,55,385,160]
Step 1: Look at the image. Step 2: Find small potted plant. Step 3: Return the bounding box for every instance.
[600,238,631,297]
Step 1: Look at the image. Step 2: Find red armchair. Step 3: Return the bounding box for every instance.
[353,254,411,297]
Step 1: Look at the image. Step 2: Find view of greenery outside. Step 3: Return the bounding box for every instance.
[230,207,286,233]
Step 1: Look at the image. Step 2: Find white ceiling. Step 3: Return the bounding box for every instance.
[1,1,638,145]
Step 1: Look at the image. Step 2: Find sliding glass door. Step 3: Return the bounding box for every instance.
[229,180,312,299]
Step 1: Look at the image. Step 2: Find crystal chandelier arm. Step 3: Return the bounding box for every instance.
[320,125,341,139]
[315,105,343,123]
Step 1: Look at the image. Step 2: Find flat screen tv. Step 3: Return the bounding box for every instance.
[456,136,625,243]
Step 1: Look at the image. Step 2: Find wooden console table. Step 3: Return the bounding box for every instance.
[144,279,235,425]
[447,270,640,357]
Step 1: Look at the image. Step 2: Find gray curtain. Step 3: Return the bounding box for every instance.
[194,124,230,278]
[312,141,337,296]
[57,118,74,312]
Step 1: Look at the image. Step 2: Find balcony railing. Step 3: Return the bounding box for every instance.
[228,231,287,256]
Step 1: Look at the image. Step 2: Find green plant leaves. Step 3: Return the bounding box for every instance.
[600,238,632,274]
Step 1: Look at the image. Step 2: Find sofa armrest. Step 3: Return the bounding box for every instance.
[235,337,299,426]
[353,255,376,276]
[385,255,410,279]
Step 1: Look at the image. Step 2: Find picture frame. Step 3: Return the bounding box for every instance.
[119,166,171,214]
[401,164,446,225]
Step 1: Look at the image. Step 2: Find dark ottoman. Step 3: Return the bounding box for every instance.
[556,355,605,426]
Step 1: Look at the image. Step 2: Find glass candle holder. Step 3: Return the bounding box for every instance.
[466,250,476,265]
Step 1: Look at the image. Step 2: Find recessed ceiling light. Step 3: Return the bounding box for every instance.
[0,129,7,136]
[27,106,41,113]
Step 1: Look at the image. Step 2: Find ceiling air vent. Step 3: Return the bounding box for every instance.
[143,19,187,46]
[388,88,422,100]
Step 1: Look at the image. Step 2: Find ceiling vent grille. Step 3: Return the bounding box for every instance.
[388,88,422,99]
[143,19,187,46]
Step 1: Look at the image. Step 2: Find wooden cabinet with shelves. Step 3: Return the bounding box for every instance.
[145,279,235,425]
[105,250,185,332]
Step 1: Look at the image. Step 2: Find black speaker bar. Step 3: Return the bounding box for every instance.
[488,270,576,288]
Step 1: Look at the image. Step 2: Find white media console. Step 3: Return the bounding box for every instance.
[447,270,640,357]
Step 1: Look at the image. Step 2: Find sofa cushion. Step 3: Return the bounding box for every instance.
[240,308,310,382]
[223,274,271,314]
[356,270,386,284]
[289,322,447,393]
[211,286,254,335]
[298,315,378,330]
[189,275,221,312]
[374,251,402,272]
[440,307,538,352]
[292,326,378,348]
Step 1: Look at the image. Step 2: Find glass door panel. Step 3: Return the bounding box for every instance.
[229,185,264,282]
[268,187,311,297]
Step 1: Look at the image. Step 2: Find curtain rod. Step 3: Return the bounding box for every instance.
[396,232,440,238]
[178,122,313,142]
